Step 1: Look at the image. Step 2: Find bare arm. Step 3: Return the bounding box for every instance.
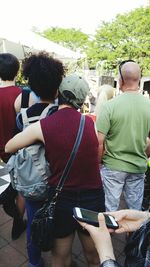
[78,214,116,264]
[14,93,21,113]
[108,209,150,233]
[145,137,150,157]
[97,132,106,163]
[5,122,44,153]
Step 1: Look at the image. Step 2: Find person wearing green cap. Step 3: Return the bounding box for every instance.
[5,74,105,267]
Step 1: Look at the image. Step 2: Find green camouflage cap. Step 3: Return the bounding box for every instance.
[59,74,90,109]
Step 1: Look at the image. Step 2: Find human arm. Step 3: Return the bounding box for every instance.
[97,132,106,163]
[5,121,44,153]
[78,213,121,266]
[145,137,150,157]
[108,209,150,234]
[95,103,110,164]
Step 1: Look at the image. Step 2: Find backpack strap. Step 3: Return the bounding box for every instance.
[21,108,30,128]
[19,89,31,129]
[21,103,58,129]
[21,89,30,108]
[39,104,55,119]
[47,105,58,116]
[26,104,58,123]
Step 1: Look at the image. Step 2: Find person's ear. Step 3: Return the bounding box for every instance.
[118,78,123,90]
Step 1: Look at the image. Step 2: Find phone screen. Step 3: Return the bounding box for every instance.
[79,208,118,228]
[81,209,98,222]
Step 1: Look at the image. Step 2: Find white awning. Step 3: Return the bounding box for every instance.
[0,29,83,61]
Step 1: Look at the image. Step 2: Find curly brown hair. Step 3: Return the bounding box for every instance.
[22,51,65,101]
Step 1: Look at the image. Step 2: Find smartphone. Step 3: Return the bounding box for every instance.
[73,207,119,229]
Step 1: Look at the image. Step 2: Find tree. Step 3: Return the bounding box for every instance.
[88,7,150,74]
[41,27,90,53]
[38,8,150,74]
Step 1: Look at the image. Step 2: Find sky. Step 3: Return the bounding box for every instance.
[0,0,148,35]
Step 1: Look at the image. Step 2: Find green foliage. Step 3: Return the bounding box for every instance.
[39,7,150,74]
[42,27,90,53]
[89,7,150,74]
[16,67,26,86]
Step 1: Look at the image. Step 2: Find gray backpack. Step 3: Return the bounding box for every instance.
[7,104,57,201]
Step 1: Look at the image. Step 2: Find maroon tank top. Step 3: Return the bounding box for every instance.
[40,107,102,190]
[0,86,21,161]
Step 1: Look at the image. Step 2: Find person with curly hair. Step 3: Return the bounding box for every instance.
[12,51,65,267]
[16,51,65,132]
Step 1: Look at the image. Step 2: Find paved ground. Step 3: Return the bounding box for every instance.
[0,163,127,267]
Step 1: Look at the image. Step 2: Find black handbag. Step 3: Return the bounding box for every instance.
[0,183,18,217]
[31,115,85,252]
[125,218,150,267]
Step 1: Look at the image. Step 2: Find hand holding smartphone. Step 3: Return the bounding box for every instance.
[73,207,119,229]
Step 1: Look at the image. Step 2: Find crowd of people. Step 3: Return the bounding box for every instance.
[0,52,150,267]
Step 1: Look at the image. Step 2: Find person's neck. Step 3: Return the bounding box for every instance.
[122,87,139,93]
[0,80,15,87]
[58,104,73,110]
[39,99,54,104]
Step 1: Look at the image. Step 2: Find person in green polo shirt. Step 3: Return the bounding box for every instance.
[96,60,150,211]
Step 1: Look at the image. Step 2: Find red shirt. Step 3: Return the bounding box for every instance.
[40,107,102,190]
[0,86,21,161]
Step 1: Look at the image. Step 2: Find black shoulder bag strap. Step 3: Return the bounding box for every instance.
[51,114,85,203]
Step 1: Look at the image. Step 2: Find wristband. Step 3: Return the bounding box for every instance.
[101,259,121,267]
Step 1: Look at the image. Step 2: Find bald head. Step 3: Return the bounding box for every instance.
[119,61,141,91]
